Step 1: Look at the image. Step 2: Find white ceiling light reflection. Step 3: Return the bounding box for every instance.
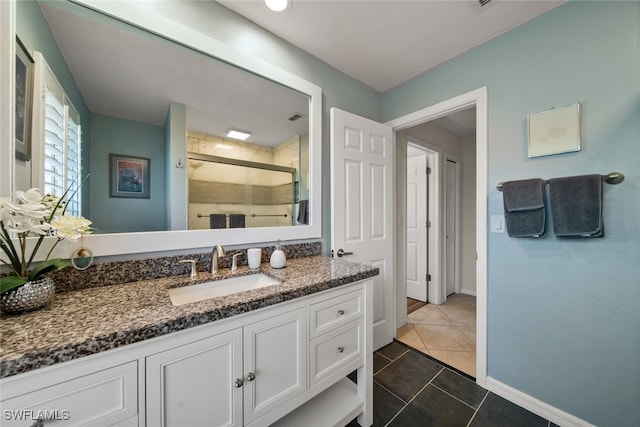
[265,0,289,13]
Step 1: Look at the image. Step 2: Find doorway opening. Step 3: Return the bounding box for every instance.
[386,87,487,384]
[397,109,476,376]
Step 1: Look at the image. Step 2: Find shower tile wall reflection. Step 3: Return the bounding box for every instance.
[187,131,305,229]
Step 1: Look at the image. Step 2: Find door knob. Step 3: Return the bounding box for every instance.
[235,378,243,388]
[336,249,354,258]
[246,372,256,381]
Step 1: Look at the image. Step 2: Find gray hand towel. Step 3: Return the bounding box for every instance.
[297,199,309,225]
[229,213,246,228]
[502,178,546,237]
[548,174,603,237]
[209,214,226,229]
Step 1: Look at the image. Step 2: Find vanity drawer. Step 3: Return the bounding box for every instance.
[309,290,362,338]
[0,361,138,427]
[310,320,363,386]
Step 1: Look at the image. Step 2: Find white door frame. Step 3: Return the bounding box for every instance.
[386,87,488,386]
[444,153,462,297]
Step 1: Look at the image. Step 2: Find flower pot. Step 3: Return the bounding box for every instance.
[0,276,55,314]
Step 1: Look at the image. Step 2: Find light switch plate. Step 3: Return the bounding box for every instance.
[491,215,505,233]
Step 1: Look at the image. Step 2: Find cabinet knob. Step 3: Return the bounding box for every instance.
[235,378,243,388]
[246,372,256,381]
[337,346,345,353]
[337,309,345,316]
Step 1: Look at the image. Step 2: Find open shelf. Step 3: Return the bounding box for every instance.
[272,378,363,427]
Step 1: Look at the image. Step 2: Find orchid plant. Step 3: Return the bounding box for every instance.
[0,187,92,294]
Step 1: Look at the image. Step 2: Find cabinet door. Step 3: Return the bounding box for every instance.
[243,307,307,424]
[0,361,137,427]
[146,329,243,427]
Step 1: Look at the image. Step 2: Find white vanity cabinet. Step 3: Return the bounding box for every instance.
[0,279,373,427]
[145,308,307,427]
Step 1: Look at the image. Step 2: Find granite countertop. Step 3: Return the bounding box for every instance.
[0,256,378,379]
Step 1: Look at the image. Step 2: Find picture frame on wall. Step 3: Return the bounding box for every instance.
[527,103,581,158]
[15,36,34,161]
[110,154,150,199]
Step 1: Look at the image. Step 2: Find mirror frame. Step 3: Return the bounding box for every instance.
[2,0,322,259]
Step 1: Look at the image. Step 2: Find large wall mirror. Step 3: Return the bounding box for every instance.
[5,0,321,258]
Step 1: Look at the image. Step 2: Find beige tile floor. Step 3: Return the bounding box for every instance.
[396,293,476,377]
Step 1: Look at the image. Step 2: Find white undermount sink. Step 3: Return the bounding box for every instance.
[168,273,281,306]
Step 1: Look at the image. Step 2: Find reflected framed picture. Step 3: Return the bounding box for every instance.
[527,103,581,158]
[15,36,34,161]
[110,154,150,199]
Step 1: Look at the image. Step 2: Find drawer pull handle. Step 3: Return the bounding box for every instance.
[337,309,345,316]
[246,372,256,381]
[337,346,345,353]
[235,378,244,388]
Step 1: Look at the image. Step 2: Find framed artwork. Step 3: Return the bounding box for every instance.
[527,103,581,158]
[15,36,34,161]
[110,154,150,199]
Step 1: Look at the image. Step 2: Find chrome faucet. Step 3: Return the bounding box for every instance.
[210,244,226,274]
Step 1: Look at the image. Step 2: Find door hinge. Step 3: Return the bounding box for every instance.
[427,220,431,228]
[426,167,432,174]
[427,274,431,282]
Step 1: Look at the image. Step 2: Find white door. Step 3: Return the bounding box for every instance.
[330,107,394,351]
[445,158,459,296]
[406,149,428,302]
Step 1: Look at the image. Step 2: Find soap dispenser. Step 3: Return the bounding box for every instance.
[270,240,286,269]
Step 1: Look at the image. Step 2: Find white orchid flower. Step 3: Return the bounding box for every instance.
[51,215,92,241]
[1,185,92,291]
[14,188,44,204]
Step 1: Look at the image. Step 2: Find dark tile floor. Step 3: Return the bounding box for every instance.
[358,341,559,427]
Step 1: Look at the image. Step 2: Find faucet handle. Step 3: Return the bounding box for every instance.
[179,260,198,278]
[232,253,242,272]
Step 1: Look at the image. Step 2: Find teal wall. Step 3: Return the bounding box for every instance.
[383,2,640,426]
[90,113,166,233]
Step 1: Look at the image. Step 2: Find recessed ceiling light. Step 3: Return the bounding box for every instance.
[265,0,289,13]
[226,130,251,141]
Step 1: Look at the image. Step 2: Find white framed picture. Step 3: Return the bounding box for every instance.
[527,103,580,158]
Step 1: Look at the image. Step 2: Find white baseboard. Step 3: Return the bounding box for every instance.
[460,288,476,296]
[485,377,595,427]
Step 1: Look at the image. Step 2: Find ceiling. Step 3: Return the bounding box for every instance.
[218,0,564,93]
[38,2,309,147]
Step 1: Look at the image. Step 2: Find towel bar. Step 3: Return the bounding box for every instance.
[496,172,624,192]
[197,213,288,218]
